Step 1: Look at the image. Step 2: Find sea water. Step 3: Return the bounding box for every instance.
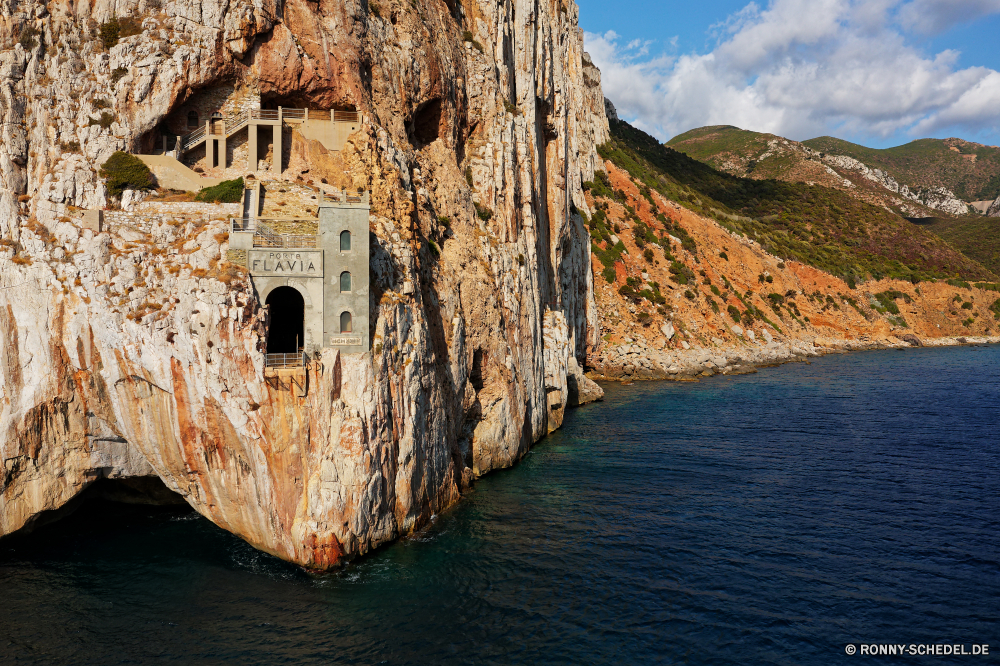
[2,345,998,664]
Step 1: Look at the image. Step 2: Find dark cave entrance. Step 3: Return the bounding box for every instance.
[0,476,190,544]
[266,287,305,354]
[409,98,443,147]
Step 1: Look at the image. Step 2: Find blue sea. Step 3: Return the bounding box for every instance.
[2,345,999,664]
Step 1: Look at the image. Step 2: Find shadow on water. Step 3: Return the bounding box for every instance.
[1,345,999,665]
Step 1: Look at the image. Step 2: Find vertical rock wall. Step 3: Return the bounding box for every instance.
[0,0,608,568]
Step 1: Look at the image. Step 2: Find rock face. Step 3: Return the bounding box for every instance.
[988,195,1000,217]
[0,0,609,568]
[823,155,970,216]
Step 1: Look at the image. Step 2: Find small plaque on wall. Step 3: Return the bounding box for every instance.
[330,336,363,346]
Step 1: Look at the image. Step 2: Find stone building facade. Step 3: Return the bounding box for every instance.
[233,193,370,357]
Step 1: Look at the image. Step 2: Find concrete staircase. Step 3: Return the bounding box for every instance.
[137,155,225,193]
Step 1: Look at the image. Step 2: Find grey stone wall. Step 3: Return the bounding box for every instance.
[320,200,370,354]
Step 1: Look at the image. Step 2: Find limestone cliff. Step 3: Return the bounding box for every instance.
[0,0,607,568]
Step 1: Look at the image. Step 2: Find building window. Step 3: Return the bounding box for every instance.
[340,311,353,333]
[340,230,351,252]
[187,111,199,129]
[340,271,352,293]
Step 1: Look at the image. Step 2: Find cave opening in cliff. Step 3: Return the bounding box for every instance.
[471,349,487,392]
[409,98,443,147]
[266,287,305,354]
[0,477,190,544]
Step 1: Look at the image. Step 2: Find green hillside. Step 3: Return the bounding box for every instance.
[666,125,767,163]
[802,136,1000,202]
[594,118,997,285]
[908,216,1000,276]
[665,126,800,180]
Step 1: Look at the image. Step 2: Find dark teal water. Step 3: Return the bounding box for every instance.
[2,346,999,665]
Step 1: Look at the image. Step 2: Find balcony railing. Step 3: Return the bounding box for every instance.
[174,108,362,154]
[230,218,318,248]
[265,352,308,368]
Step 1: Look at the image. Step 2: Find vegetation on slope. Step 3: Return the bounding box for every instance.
[100,151,154,197]
[802,136,1000,202]
[665,126,804,180]
[195,178,244,203]
[598,118,996,285]
[908,216,1000,276]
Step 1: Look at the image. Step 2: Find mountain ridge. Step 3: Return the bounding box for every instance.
[667,126,1000,217]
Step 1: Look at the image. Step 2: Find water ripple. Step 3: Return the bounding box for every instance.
[1,345,998,664]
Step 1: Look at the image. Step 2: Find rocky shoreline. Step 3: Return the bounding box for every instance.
[587,335,1000,382]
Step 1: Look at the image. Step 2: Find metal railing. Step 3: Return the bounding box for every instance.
[179,125,206,152]
[175,108,361,154]
[226,110,249,136]
[265,352,308,368]
[322,189,370,204]
[229,218,318,248]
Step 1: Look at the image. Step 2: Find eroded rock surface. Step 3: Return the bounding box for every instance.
[0,0,608,568]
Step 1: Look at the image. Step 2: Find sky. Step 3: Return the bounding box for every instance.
[576,0,1000,148]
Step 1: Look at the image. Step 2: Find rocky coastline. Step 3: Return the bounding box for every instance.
[588,335,1000,382]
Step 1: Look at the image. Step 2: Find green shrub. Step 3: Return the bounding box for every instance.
[18,25,39,50]
[668,260,695,285]
[99,18,120,49]
[474,202,493,221]
[195,177,244,203]
[100,151,154,197]
[88,112,115,129]
[990,298,1000,319]
[110,67,128,85]
[728,305,741,323]
[582,170,614,200]
[601,266,616,283]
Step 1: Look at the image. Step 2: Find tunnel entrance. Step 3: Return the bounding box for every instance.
[266,287,305,354]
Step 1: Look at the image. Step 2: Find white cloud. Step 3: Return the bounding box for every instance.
[897,0,1000,34]
[586,0,1000,143]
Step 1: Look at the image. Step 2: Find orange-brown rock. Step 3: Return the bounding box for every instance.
[587,161,1000,380]
[0,0,608,568]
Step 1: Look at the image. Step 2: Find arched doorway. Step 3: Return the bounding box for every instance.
[265,287,304,354]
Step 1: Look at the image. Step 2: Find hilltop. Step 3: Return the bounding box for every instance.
[667,126,1000,218]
